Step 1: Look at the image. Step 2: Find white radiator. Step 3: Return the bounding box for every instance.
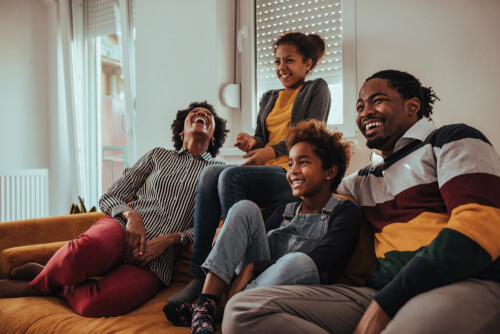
[0,169,49,222]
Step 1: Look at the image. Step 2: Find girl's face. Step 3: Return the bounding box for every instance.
[274,44,312,91]
[286,141,334,198]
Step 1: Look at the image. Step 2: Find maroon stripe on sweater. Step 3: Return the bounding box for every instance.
[440,172,500,214]
[362,182,446,232]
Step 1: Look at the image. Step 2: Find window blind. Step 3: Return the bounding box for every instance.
[256,0,342,87]
[87,0,119,38]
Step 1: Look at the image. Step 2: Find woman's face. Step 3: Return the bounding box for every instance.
[182,107,215,143]
[274,44,312,91]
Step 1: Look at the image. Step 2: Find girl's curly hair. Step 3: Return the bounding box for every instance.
[171,101,229,157]
[287,119,351,191]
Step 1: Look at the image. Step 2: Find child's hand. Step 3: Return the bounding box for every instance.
[212,227,222,247]
[221,263,254,308]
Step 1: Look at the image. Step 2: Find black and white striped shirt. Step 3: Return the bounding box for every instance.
[99,147,224,286]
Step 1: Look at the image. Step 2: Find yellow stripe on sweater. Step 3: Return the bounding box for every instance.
[447,203,500,260]
[374,212,448,259]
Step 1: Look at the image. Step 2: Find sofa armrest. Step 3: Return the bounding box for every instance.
[0,212,105,253]
[0,241,68,279]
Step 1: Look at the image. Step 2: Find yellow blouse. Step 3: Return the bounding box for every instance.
[264,85,302,170]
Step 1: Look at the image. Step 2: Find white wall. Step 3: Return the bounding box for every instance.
[134,0,243,160]
[0,0,49,169]
[348,0,500,173]
[135,0,221,157]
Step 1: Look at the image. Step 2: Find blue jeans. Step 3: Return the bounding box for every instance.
[190,165,294,277]
[201,200,319,288]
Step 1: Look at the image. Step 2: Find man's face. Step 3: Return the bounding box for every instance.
[356,78,417,156]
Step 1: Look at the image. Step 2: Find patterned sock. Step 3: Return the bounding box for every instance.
[163,302,194,327]
[191,294,218,334]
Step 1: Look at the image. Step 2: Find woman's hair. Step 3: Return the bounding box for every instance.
[287,119,351,191]
[365,70,440,121]
[274,32,326,72]
[171,101,229,158]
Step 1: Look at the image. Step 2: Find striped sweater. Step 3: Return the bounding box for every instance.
[337,119,500,317]
[99,147,224,286]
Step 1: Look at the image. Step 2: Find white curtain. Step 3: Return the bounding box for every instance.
[57,0,136,208]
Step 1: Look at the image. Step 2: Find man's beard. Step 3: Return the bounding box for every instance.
[366,136,389,150]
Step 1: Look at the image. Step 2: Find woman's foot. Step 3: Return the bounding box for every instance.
[9,262,44,280]
[0,279,31,298]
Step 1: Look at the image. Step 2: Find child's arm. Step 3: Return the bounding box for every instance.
[307,200,362,280]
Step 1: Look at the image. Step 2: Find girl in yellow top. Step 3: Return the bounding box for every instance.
[168,32,332,304]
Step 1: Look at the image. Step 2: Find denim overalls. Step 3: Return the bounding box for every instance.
[267,196,341,284]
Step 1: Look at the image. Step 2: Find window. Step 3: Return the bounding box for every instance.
[87,0,137,196]
[62,0,136,207]
[239,0,356,138]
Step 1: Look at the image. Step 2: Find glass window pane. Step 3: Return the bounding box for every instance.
[100,34,128,193]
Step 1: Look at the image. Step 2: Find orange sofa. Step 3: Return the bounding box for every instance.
[0,211,375,333]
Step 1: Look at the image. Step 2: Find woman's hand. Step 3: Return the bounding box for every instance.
[212,227,222,247]
[121,210,147,259]
[241,147,276,166]
[128,233,180,267]
[234,133,257,153]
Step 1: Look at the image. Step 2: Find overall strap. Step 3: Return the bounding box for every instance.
[322,196,341,215]
[282,201,299,221]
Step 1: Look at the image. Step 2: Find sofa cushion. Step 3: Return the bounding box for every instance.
[0,241,68,279]
[336,219,377,286]
[0,212,105,253]
[0,283,221,333]
[171,245,194,284]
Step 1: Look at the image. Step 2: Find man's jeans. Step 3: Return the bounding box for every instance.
[201,200,319,288]
[190,165,294,277]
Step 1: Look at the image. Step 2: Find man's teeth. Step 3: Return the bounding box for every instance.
[292,180,304,186]
[365,122,382,131]
[281,74,291,78]
[193,117,207,125]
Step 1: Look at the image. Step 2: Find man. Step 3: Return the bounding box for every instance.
[222,70,500,333]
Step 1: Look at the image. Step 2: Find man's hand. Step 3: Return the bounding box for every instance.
[240,147,276,166]
[128,233,180,267]
[234,133,257,153]
[353,300,391,334]
[122,210,146,259]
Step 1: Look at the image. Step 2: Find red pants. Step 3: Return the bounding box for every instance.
[27,216,162,317]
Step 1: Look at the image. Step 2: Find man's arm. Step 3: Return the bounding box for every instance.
[374,125,500,318]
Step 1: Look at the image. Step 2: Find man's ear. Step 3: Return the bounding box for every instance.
[407,97,421,116]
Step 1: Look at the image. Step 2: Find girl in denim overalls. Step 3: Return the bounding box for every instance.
[165,120,362,334]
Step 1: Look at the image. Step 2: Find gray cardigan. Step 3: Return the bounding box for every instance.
[253,78,331,157]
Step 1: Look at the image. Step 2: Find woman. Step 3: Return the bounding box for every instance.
[170,32,333,304]
[165,119,361,334]
[0,101,228,317]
